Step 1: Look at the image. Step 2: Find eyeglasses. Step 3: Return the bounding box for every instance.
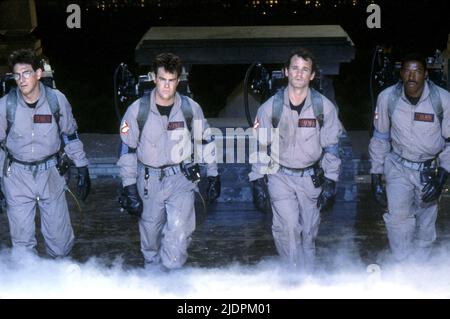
[12,70,35,81]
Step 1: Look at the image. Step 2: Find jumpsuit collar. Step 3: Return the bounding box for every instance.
[283,86,313,115]
[150,89,182,119]
[400,80,431,106]
[16,82,47,110]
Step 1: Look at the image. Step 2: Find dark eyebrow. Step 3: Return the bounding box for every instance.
[403,67,424,71]
[14,69,33,73]
[158,76,176,81]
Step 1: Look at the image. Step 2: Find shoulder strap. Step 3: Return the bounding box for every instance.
[137,92,151,140]
[272,88,325,128]
[136,93,194,140]
[310,88,324,128]
[427,81,443,126]
[387,82,403,119]
[44,86,61,127]
[180,94,193,132]
[271,89,284,128]
[6,88,18,136]
[6,86,62,137]
[387,81,443,126]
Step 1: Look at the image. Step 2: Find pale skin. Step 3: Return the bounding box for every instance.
[12,63,43,104]
[284,55,316,106]
[153,67,180,106]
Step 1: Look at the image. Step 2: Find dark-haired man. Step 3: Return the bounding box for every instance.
[0,49,90,258]
[369,53,450,263]
[118,53,220,270]
[249,48,343,271]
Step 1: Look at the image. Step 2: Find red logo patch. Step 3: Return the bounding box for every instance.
[414,112,434,123]
[253,118,260,129]
[298,118,317,127]
[33,114,52,123]
[120,121,129,134]
[167,121,185,130]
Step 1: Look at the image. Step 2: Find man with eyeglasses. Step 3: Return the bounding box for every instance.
[117,52,220,270]
[249,48,343,272]
[0,49,91,258]
[369,53,450,264]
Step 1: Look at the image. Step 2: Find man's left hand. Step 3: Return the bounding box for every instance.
[76,166,91,201]
[317,177,336,212]
[422,167,449,203]
[206,175,221,204]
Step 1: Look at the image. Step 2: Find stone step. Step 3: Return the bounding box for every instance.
[77,132,363,202]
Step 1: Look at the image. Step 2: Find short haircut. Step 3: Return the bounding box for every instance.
[8,48,42,72]
[401,52,427,70]
[152,52,182,77]
[284,48,318,74]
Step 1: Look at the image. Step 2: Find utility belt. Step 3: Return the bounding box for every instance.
[141,162,201,198]
[279,162,324,188]
[7,153,58,173]
[144,164,183,179]
[391,152,438,186]
[279,164,316,177]
[391,152,437,171]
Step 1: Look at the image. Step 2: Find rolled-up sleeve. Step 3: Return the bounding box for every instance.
[117,100,140,187]
[57,91,89,167]
[320,99,343,182]
[369,89,392,174]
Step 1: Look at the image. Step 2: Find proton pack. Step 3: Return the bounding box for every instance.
[0,60,74,177]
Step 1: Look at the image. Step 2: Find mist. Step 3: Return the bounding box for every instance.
[1,246,450,299]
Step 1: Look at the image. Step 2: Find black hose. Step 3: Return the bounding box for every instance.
[369,46,381,135]
[0,73,14,98]
[0,79,5,98]
[113,63,125,126]
[244,62,259,127]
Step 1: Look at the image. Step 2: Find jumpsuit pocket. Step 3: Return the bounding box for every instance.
[413,114,440,135]
[300,126,316,141]
[267,174,291,202]
[7,127,25,143]
[34,117,57,137]
[141,128,163,146]
[47,167,66,200]
[180,173,197,191]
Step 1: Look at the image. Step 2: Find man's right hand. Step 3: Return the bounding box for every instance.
[119,184,143,217]
[251,176,271,213]
[371,173,387,208]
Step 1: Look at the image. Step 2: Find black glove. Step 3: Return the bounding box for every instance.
[0,181,6,213]
[252,176,271,213]
[422,167,449,203]
[119,184,143,217]
[371,173,387,208]
[317,177,336,212]
[76,166,91,201]
[206,175,221,204]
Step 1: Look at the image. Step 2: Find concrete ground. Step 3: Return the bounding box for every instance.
[0,177,448,271]
[1,131,449,271]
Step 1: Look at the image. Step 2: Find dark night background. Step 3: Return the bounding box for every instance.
[30,0,450,133]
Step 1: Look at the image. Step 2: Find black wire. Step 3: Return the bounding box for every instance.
[0,79,5,98]
[369,46,380,136]
[113,63,125,126]
[0,74,14,98]
[244,62,258,127]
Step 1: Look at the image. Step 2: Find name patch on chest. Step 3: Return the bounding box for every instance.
[298,119,317,128]
[167,121,185,130]
[414,112,434,123]
[33,114,52,123]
